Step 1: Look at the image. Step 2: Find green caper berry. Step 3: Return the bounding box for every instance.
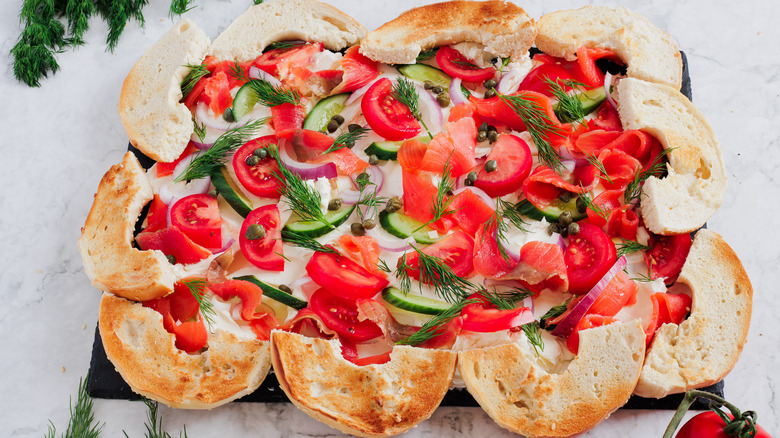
[432,85,444,94]
[222,107,235,122]
[560,226,569,238]
[484,88,497,99]
[423,80,435,90]
[487,124,497,133]
[557,191,572,203]
[487,130,498,143]
[558,211,573,227]
[332,114,345,125]
[547,223,560,236]
[348,123,362,132]
[385,196,403,213]
[466,171,478,183]
[351,222,365,236]
[328,198,343,211]
[345,139,355,149]
[245,155,260,166]
[477,131,488,142]
[327,119,339,133]
[483,79,497,89]
[253,148,268,159]
[245,223,266,240]
[485,159,498,173]
[478,122,489,132]
[368,155,380,165]
[267,144,278,156]
[362,218,376,230]
[567,222,580,236]
[208,188,218,198]
[436,92,450,107]
[278,284,293,294]
[166,254,177,265]
[576,196,587,213]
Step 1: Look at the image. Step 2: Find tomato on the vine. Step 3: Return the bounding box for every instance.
[676,411,771,438]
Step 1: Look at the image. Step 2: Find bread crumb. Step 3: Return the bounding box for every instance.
[83,324,87,330]
[62,366,66,373]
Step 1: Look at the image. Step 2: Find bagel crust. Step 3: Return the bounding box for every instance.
[99,293,272,409]
[634,230,752,398]
[360,1,536,65]
[271,331,456,438]
[78,152,175,302]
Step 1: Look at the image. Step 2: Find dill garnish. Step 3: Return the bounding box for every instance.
[413,159,458,232]
[246,79,301,107]
[415,48,438,62]
[181,278,216,330]
[497,198,529,233]
[577,190,610,220]
[281,230,340,255]
[522,321,545,356]
[396,298,477,346]
[585,152,614,184]
[392,77,433,139]
[545,77,589,124]
[539,298,572,330]
[376,258,391,273]
[12,0,68,87]
[624,148,675,204]
[264,40,305,51]
[192,118,206,142]
[482,210,512,263]
[480,287,533,310]
[228,60,250,83]
[180,62,209,102]
[396,246,476,303]
[498,93,567,172]
[273,150,331,228]
[169,0,196,18]
[130,399,189,438]
[616,240,652,258]
[631,271,655,283]
[45,374,103,438]
[322,126,370,155]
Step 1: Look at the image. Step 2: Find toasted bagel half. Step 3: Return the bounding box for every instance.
[536,6,682,89]
[458,320,645,438]
[271,331,456,438]
[360,0,536,65]
[78,152,175,302]
[634,230,752,398]
[99,293,272,409]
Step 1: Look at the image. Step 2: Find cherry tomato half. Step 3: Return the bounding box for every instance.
[170,194,222,249]
[461,302,533,333]
[474,133,532,197]
[361,77,421,141]
[564,223,617,295]
[436,45,496,82]
[239,205,284,271]
[306,250,389,300]
[309,288,383,342]
[676,411,772,438]
[644,233,692,285]
[233,135,283,198]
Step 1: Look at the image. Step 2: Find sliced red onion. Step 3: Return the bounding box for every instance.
[279,140,338,180]
[558,145,576,161]
[289,275,314,293]
[196,102,229,132]
[415,84,444,133]
[350,165,384,192]
[551,255,628,338]
[190,140,214,150]
[248,66,282,87]
[604,72,618,111]
[522,295,534,314]
[497,68,523,94]
[344,76,382,106]
[561,159,577,176]
[339,189,361,205]
[449,78,469,106]
[216,237,236,254]
[366,228,413,253]
[556,235,567,251]
[452,186,496,210]
[159,156,212,207]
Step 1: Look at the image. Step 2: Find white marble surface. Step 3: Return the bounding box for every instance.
[1,0,778,436]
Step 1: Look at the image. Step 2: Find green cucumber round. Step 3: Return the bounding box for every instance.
[516,199,586,223]
[378,210,439,244]
[234,275,308,310]
[303,93,350,132]
[382,287,451,315]
[232,81,261,122]
[397,64,452,91]
[209,166,252,217]
[283,205,355,238]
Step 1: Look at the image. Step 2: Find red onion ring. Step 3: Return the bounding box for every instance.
[556,235,567,251]
[452,186,496,210]
[350,165,385,192]
[344,76,382,106]
[216,237,236,254]
[366,228,413,253]
[497,68,523,94]
[604,72,618,111]
[248,66,282,87]
[278,140,338,180]
[415,84,444,133]
[551,255,628,338]
[449,78,469,106]
[289,275,314,293]
[190,140,214,150]
[196,102,229,132]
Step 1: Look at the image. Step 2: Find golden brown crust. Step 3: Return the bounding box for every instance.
[271,331,456,437]
[99,293,272,409]
[360,1,536,65]
[78,152,175,301]
[458,321,645,438]
[634,230,752,398]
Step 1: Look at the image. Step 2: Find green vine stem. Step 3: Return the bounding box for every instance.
[662,390,760,438]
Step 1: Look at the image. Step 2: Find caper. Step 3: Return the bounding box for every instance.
[484,88,497,99]
[222,107,235,123]
[245,223,266,240]
[423,80,435,90]
[368,155,380,165]
[487,130,498,143]
[487,124,497,133]
[559,211,573,227]
[436,92,450,107]
[432,85,444,95]
[351,222,365,236]
[557,191,572,203]
[576,196,587,213]
[245,155,260,166]
[477,131,488,142]
[328,198,343,211]
[567,222,580,236]
[385,196,403,213]
[253,148,268,159]
[355,172,370,187]
[327,119,339,133]
[278,284,293,294]
[166,254,177,265]
[362,218,376,230]
[547,222,560,236]
[267,143,278,157]
[348,123,362,132]
[478,122,489,133]
[446,188,454,196]
[484,159,498,173]
[483,79,497,89]
[344,139,355,149]
[208,188,218,198]
[560,226,569,238]
[332,114,345,125]
[465,171,478,186]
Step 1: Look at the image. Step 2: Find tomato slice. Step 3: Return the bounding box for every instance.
[517,62,577,97]
[436,46,496,82]
[564,223,617,295]
[143,195,168,233]
[474,133,532,197]
[400,230,475,281]
[331,45,379,94]
[361,77,421,141]
[239,205,284,271]
[306,250,389,300]
[461,302,533,332]
[170,194,222,249]
[644,233,692,284]
[136,227,212,264]
[309,288,383,342]
[566,314,617,354]
[233,135,283,198]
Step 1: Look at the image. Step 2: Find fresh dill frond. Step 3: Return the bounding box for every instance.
[228,60,249,83]
[497,198,529,233]
[414,159,458,232]
[273,151,331,228]
[181,278,216,330]
[539,298,572,330]
[577,190,609,220]
[416,48,438,62]
[65,0,95,46]
[498,93,566,172]
[585,153,614,184]
[12,1,68,87]
[180,62,209,102]
[616,240,652,258]
[130,399,188,438]
[482,210,511,263]
[624,148,675,204]
[170,0,196,18]
[631,271,655,283]
[175,118,267,182]
[480,287,532,310]
[264,40,305,51]
[281,230,340,255]
[376,258,391,273]
[396,246,477,303]
[322,126,370,155]
[546,77,589,124]
[396,298,477,346]
[192,118,206,142]
[106,0,147,53]
[522,321,545,356]
[355,186,388,222]
[498,57,512,75]
[46,373,103,438]
[247,79,301,107]
[392,77,432,138]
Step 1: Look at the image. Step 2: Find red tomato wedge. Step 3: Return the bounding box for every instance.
[587,271,638,317]
[566,314,617,354]
[522,165,598,210]
[239,205,284,271]
[399,230,475,281]
[157,142,198,177]
[361,78,421,141]
[233,135,283,198]
[143,195,168,233]
[644,292,692,345]
[419,118,478,177]
[564,223,617,295]
[331,45,379,94]
[270,103,306,136]
[474,133,532,197]
[644,233,693,285]
[170,194,222,249]
[309,288,384,342]
[136,227,211,264]
[306,250,389,300]
[436,46,496,82]
[337,234,386,277]
[461,302,533,332]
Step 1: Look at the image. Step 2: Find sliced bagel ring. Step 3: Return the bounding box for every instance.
[99,293,272,409]
[617,78,727,234]
[271,330,456,438]
[536,6,682,89]
[359,0,537,65]
[78,152,175,302]
[458,320,645,438]
[635,230,752,398]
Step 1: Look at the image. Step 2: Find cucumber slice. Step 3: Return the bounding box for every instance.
[232,81,261,122]
[303,93,350,132]
[397,64,452,91]
[210,166,252,217]
[516,199,586,223]
[233,275,308,310]
[382,287,451,315]
[364,136,430,161]
[378,210,439,244]
[553,87,607,122]
[282,205,355,238]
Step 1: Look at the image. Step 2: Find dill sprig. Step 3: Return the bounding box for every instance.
[174,118,267,182]
[181,278,216,330]
[396,246,477,303]
[546,77,589,124]
[522,321,545,356]
[228,60,250,83]
[45,374,103,438]
[12,0,68,88]
[624,148,675,204]
[247,79,301,107]
[273,150,330,228]
[377,258,391,273]
[192,118,206,142]
[281,230,340,255]
[180,62,209,102]
[480,287,532,310]
[483,210,511,263]
[497,198,529,233]
[396,298,477,346]
[106,0,149,53]
[631,271,655,283]
[416,48,438,62]
[65,0,94,46]
[322,126,370,155]
[127,399,188,438]
[585,153,614,184]
[170,0,196,18]
[392,77,433,139]
[577,190,609,220]
[497,57,512,75]
[616,240,652,258]
[413,160,458,232]
[264,40,305,51]
[539,298,572,330]
[498,93,566,172]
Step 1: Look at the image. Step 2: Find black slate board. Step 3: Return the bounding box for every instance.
[90,50,724,409]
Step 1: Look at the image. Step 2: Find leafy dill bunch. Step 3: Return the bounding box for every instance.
[498,93,566,172]
[281,230,340,255]
[175,118,267,182]
[496,198,529,233]
[247,79,301,107]
[577,190,609,220]
[105,0,135,53]
[322,126,370,155]
[181,278,216,330]
[192,118,206,142]
[264,40,305,51]
[179,62,209,101]
[616,240,652,258]
[585,153,614,184]
[170,0,196,18]
[396,246,477,303]
[253,0,264,4]
[415,48,438,62]
[392,77,432,138]
[522,321,545,356]
[396,299,478,346]
[624,148,675,204]
[126,399,188,438]
[539,298,572,330]
[545,77,589,124]
[12,0,68,87]
[45,374,103,438]
[273,151,331,227]
[413,160,458,232]
[65,0,95,46]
